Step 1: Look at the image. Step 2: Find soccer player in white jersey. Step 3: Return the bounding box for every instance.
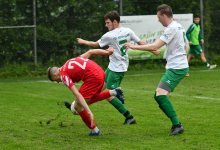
[76,10,161,125]
[123,4,189,136]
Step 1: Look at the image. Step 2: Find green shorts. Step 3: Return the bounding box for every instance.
[105,68,125,90]
[159,68,189,92]
[189,45,203,55]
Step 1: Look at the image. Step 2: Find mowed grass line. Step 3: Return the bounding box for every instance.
[0,67,220,150]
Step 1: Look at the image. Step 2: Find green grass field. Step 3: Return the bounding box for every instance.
[1,67,220,150]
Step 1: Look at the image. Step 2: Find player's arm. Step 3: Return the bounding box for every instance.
[124,39,165,52]
[199,31,204,44]
[137,40,161,55]
[70,85,94,127]
[183,31,189,54]
[80,47,114,59]
[129,28,161,55]
[77,38,100,48]
[137,40,147,45]
[186,24,194,45]
[185,42,189,54]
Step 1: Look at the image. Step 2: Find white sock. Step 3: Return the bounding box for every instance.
[109,90,117,96]
[91,127,99,133]
[207,63,210,67]
[71,100,75,105]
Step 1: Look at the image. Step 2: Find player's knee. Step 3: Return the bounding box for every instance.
[75,106,83,112]
[200,53,205,57]
[85,98,91,105]
[154,91,168,105]
[154,91,161,105]
[154,92,161,102]
[154,91,157,100]
[106,96,114,102]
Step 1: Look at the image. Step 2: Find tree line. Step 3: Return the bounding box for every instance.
[0,0,219,70]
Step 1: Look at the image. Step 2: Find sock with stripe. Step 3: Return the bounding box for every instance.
[204,61,210,68]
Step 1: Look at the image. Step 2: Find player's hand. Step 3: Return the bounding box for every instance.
[189,41,193,45]
[152,50,161,56]
[106,47,114,55]
[123,43,135,49]
[201,39,204,44]
[77,38,85,44]
[87,111,94,128]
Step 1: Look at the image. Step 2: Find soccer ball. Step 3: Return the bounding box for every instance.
[71,101,79,115]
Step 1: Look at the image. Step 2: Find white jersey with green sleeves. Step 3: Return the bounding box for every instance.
[160,21,189,70]
[98,27,140,72]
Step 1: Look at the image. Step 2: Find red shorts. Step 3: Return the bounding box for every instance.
[79,69,105,99]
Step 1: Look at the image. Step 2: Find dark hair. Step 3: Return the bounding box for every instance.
[104,11,120,23]
[156,4,173,18]
[194,15,200,19]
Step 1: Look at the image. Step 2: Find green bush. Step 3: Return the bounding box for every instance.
[206,52,220,66]
[128,59,166,71]
[1,52,219,78]
[0,62,47,78]
[189,52,220,67]
[188,58,204,66]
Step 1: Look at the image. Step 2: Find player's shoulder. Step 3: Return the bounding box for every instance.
[117,27,135,37]
[164,22,180,35]
[112,27,133,33]
[101,30,114,38]
[171,21,185,30]
[165,22,176,31]
[189,23,195,29]
[103,27,129,37]
[120,27,133,32]
[169,21,179,27]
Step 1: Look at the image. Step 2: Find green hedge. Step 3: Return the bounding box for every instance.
[0,53,219,78]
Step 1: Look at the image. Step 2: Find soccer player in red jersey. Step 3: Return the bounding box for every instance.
[47,47,124,136]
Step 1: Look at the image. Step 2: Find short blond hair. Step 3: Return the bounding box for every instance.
[47,66,58,81]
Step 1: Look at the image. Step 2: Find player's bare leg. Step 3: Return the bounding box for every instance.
[200,53,206,63]
[187,53,194,63]
[186,54,194,77]
[200,53,217,69]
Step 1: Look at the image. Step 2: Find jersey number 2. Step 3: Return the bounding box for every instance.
[68,57,88,70]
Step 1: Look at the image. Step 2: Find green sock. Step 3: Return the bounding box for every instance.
[204,61,210,68]
[154,93,179,125]
[110,97,132,118]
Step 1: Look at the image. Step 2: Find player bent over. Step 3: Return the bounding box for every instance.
[47,47,124,136]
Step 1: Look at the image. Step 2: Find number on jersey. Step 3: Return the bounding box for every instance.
[68,57,88,70]
[119,39,127,56]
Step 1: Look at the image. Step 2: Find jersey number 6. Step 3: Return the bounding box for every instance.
[119,39,127,56]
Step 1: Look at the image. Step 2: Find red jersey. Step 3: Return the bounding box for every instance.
[59,56,103,89]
